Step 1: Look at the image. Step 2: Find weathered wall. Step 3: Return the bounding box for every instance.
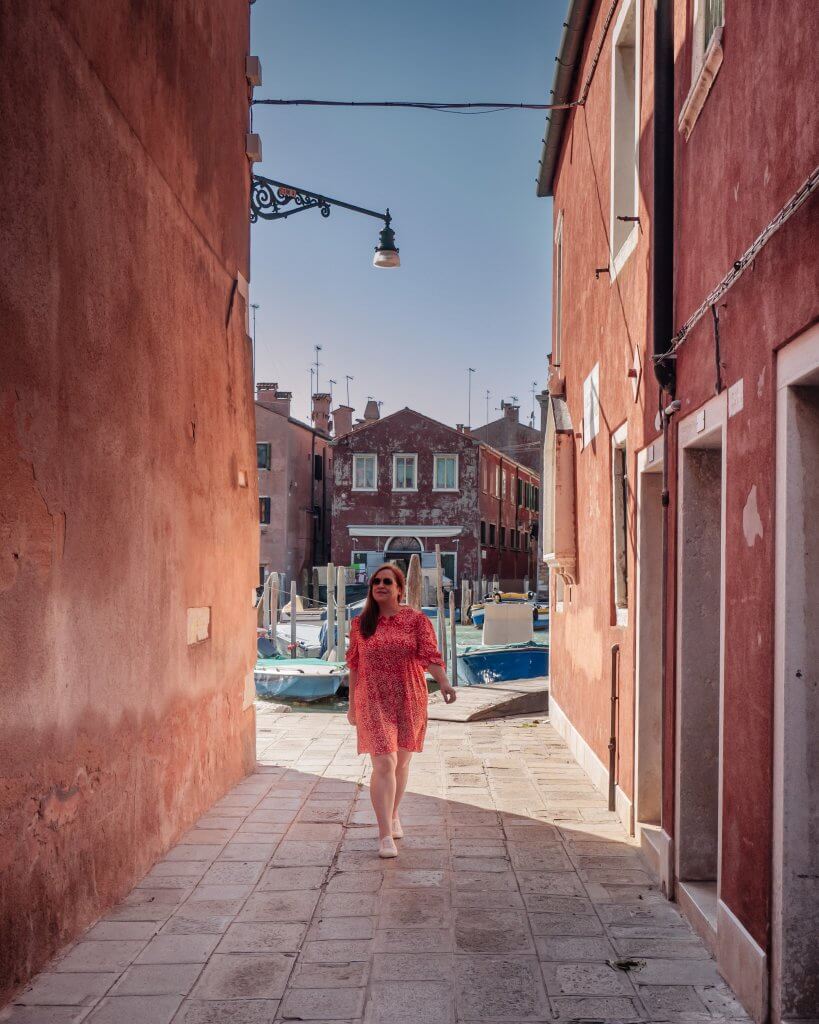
[471,407,543,473]
[0,0,256,1001]
[478,447,539,584]
[256,405,331,586]
[331,409,481,582]
[669,0,819,948]
[547,0,660,815]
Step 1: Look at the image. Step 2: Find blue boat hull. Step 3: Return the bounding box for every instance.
[460,644,549,685]
[254,658,347,701]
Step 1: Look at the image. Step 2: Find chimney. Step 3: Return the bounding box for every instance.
[332,405,354,437]
[502,400,520,422]
[311,393,331,434]
[363,399,381,422]
[256,382,292,418]
[456,423,465,433]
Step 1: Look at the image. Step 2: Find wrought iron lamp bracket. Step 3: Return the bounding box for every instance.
[250,175,389,227]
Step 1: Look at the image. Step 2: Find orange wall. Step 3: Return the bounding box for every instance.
[0,0,257,1000]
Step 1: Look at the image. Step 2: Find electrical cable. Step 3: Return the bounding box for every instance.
[667,165,819,354]
[252,98,577,112]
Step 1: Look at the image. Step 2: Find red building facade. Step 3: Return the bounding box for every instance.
[256,386,332,588]
[538,2,818,1019]
[331,408,538,590]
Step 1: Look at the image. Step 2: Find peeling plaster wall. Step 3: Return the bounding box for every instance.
[331,410,482,581]
[0,0,256,1001]
[669,0,819,949]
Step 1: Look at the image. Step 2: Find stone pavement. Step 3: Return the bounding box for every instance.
[4,708,750,1024]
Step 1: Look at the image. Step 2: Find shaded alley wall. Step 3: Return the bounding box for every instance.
[0,0,257,1000]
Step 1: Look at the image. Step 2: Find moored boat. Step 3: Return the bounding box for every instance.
[254,657,348,701]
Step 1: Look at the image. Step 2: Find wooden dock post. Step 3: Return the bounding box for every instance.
[407,553,423,610]
[336,566,347,661]
[290,580,298,658]
[435,545,447,663]
[449,589,458,686]
[326,562,336,659]
[270,573,279,627]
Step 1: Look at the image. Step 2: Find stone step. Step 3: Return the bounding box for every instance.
[428,677,549,722]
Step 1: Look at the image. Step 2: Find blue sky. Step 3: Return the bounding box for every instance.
[249,1,563,429]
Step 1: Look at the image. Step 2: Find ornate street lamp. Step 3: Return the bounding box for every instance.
[250,175,400,268]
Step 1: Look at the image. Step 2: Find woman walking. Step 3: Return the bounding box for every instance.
[346,564,457,858]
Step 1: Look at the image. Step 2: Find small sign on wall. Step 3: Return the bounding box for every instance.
[187,607,211,645]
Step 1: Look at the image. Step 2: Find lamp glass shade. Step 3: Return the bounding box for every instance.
[373,248,400,268]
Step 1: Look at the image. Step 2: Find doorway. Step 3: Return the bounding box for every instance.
[773,326,819,1021]
[675,395,726,935]
[635,446,663,829]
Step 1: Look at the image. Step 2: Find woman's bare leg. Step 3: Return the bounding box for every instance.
[370,753,398,839]
[393,749,413,819]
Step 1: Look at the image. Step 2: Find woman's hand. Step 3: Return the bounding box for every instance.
[346,705,357,726]
[439,682,457,704]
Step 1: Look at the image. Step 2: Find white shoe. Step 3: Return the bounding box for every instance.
[378,836,398,858]
[392,817,404,839]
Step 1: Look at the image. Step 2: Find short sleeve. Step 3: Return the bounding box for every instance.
[346,618,361,670]
[416,612,444,668]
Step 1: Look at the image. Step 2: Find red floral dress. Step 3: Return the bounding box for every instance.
[346,607,444,756]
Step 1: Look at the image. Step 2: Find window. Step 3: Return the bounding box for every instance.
[489,523,497,547]
[259,565,266,587]
[534,486,540,510]
[583,363,600,448]
[314,453,323,480]
[259,496,271,524]
[517,479,523,506]
[610,0,640,273]
[495,467,500,496]
[480,520,486,544]
[511,529,518,550]
[554,212,564,366]
[256,443,271,470]
[353,454,377,491]
[433,454,458,491]
[679,0,725,139]
[500,526,506,549]
[612,426,629,624]
[502,471,507,499]
[393,454,417,491]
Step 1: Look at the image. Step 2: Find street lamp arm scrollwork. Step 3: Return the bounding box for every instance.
[250,175,400,268]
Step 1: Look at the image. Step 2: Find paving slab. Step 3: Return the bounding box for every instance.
[7,713,747,1024]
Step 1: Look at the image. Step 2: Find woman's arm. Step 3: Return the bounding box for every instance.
[427,663,457,704]
[346,667,358,725]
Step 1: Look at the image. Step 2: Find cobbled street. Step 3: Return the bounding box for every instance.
[8,709,750,1024]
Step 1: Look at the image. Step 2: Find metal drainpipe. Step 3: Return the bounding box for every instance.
[609,643,620,813]
[653,0,676,835]
[310,429,317,569]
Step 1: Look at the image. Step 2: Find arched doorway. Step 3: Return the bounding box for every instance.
[383,536,422,577]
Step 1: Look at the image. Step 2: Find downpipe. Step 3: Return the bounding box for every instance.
[608,643,620,813]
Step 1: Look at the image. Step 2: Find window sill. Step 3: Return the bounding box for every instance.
[352,487,377,493]
[615,606,629,628]
[678,27,723,141]
[432,488,459,493]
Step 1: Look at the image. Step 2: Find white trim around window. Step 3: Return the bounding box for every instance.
[352,453,377,491]
[392,453,418,491]
[609,0,641,279]
[433,453,459,491]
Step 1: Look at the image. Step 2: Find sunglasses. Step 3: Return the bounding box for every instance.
[371,576,396,587]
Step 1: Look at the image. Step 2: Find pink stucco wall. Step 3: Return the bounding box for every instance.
[667,0,819,947]
[0,0,257,1001]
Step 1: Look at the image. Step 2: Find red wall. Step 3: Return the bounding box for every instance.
[478,447,539,585]
[0,0,256,1000]
[331,409,482,581]
[667,0,819,946]
[547,0,660,808]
